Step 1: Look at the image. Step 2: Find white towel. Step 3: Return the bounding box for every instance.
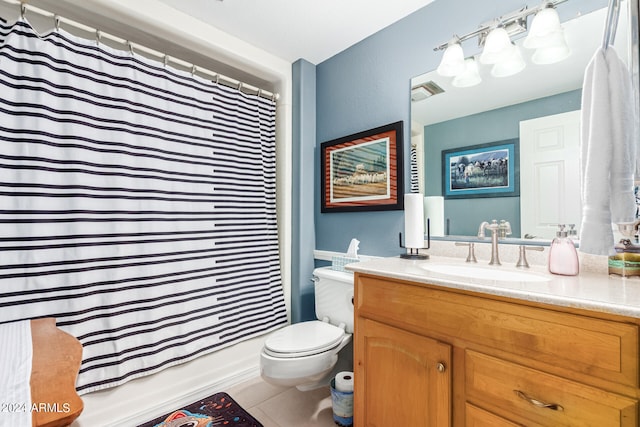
[0,320,32,427]
[580,46,637,255]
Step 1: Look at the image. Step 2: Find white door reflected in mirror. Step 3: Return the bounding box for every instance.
[519,110,582,239]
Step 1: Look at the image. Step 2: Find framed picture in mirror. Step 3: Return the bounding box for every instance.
[442,138,519,199]
[320,121,403,212]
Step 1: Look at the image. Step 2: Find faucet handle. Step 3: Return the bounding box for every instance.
[617,219,640,237]
[499,220,512,239]
[455,242,477,263]
[516,245,544,268]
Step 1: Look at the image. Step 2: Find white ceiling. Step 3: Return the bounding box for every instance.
[156,0,435,64]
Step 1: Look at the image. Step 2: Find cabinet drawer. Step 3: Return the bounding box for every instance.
[356,275,639,387]
[466,350,638,427]
[465,403,527,427]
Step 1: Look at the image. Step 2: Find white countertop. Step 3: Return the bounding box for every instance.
[346,256,640,319]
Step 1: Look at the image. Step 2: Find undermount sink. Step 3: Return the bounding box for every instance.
[419,263,551,283]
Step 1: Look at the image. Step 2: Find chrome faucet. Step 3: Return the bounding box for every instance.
[478,220,501,265]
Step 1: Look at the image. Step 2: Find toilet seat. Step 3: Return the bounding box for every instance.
[264,321,346,358]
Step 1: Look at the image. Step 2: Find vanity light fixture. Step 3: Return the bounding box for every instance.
[480,25,516,64]
[452,57,482,88]
[531,38,571,64]
[491,43,526,77]
[436,37,466,76]
[434,0,569,83]
[525,3,571,64]
[523,4,563,48]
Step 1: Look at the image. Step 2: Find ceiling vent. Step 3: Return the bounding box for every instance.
[411,81,444,102]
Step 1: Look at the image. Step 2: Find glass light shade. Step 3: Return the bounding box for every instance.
[524,7,563,49]
[480,27,516,64]
[531,31,570,64]
[436,42,465,77]
[532,43,571,64]
[452,58,482,88]
[491,45,526,77]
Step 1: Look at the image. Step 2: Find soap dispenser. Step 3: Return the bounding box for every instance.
[548,224,579,276]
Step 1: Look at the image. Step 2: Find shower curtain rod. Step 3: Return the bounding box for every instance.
[1,0,279,101]
[602,0,622,50]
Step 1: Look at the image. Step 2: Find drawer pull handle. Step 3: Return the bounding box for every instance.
[514,390,564,412]
[436,362,446,373]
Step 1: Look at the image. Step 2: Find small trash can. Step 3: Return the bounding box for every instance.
[330,377,353,427]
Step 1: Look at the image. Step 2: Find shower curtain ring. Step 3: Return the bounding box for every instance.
[191,65,197,76]
[54,15,61,32]
[95,30,101,45]
[127,41,134,55]
[164,55,169,67]
[20,3,26,20]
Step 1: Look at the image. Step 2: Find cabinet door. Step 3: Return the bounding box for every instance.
[355,318,451,427]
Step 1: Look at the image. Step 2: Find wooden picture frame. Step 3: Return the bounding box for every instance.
[442,139,519,199]
[321,121,404,213]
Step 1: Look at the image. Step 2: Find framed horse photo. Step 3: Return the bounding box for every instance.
[442,139,519,199]
[321,121,404,213]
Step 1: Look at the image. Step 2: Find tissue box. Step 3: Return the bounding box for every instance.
[331,256,360,272]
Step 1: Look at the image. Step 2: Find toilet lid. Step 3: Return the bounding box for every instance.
[264,321,345,358]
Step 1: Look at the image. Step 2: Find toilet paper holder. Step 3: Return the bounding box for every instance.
[399,218,430,260]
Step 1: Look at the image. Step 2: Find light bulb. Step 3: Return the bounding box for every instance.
[437,41,466,77]
[452,58,482,88]
[491,45,526,77]
[480,27,516,65]
[532,42,570,64]
[524,6,563,49]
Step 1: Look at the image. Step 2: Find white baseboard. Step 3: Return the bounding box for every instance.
[71,336,267,427]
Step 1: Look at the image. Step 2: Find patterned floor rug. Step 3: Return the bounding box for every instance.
[137,392,264,427]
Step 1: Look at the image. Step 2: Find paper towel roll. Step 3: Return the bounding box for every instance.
[335,371,354,392]
[404,193,425,249]
[424,196,445,237]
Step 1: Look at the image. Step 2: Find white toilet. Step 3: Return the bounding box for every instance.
[260,266,354,391]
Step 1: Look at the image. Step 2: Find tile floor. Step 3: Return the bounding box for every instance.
[226,376,338,427]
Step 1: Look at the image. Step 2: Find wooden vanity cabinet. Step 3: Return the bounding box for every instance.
[353,272,640,427]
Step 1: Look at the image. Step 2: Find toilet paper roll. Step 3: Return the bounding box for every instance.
[335,371,354,393]
[404,193,425,249]
[424,196,445,237]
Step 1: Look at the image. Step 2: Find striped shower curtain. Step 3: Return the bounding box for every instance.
[0,16,287,393]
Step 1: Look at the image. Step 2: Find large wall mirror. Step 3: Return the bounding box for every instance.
[412,0,639,242]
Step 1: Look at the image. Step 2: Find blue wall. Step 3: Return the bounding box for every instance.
[291,0,606,321]
[314,0,605,258]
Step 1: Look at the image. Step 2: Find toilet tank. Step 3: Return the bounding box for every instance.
[313,266,354,333]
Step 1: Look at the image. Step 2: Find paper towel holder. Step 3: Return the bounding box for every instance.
[399,219,430,260]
